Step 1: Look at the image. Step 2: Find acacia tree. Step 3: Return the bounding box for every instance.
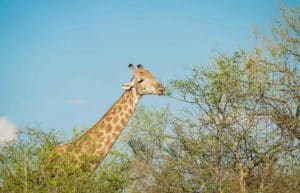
[122,106,172,193]
[122,6,299,193]
[257,5,300,140]
[166,6,299,193]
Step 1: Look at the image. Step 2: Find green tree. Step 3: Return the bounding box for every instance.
[0,128,130,193]
[166,5,299,193]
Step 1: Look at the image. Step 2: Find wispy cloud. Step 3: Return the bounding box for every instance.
[0,117,17,145]
[66,99,88,105]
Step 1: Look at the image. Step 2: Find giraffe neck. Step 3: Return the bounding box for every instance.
[71,88,141,169]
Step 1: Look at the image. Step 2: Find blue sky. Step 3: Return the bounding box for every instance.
[0,0,299,138]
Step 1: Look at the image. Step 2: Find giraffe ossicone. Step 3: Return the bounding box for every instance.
[50,64,165,172]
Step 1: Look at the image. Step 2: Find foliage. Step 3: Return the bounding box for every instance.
[0,128,130,193]
[124,5,300,193]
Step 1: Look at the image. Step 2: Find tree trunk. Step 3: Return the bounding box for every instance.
[239,168,248,193]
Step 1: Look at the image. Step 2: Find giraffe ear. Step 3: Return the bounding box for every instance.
[137,64,144,69]
[121,82,133,90]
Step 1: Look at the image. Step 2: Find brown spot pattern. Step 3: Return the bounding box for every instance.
[106,116,112,122]
[97,122,105,129]
[113,116,119,123]
[121,118,126,125]
[96,149,103,155]
[99,136,105,142]
[108,143,113,149]
[115,124,122,131]
[115,106,121,113]
[121,97,126,104]
[95,131,104,138]
[106,124,112,132]
[105,138,111,146]
[112,132,118,138]
[55,146,65,153]
[86,141,91,146]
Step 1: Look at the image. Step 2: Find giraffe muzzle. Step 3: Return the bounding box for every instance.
[157,86,165,95]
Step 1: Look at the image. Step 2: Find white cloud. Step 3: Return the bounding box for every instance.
[0,117,17,145]
[66,99,88,105]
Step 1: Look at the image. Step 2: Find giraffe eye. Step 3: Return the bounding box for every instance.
[138,79,144,83]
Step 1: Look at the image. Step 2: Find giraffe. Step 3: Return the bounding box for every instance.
[49,64,165,172]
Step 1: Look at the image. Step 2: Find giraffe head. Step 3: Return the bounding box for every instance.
[122,64,165,96]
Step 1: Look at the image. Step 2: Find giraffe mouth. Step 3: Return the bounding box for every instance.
[157,87,165,95]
